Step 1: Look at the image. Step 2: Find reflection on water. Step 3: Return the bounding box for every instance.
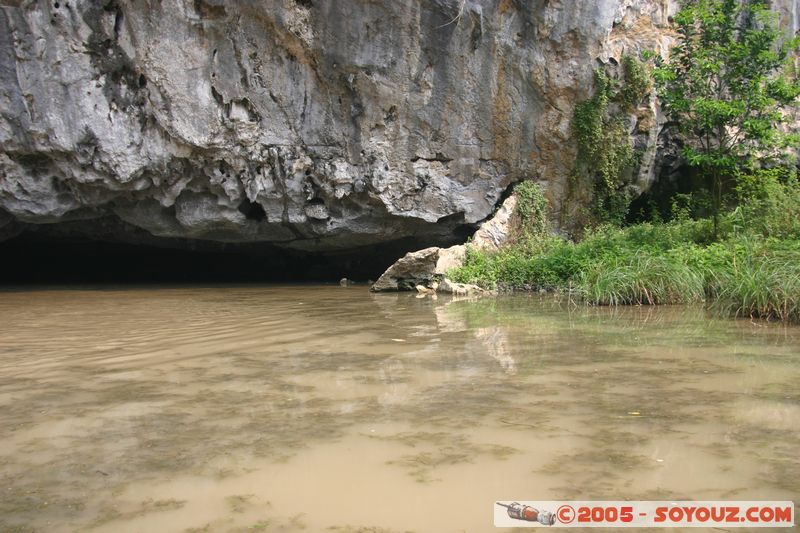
[0,286,798,532]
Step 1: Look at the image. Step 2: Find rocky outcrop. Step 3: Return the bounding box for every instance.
[0,0,677,254]
[370,246,446,292]
[1,1,796,263]
[371,194,516,291]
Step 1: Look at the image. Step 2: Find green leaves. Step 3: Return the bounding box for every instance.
[514,181,550,239]
[571,56,652,226]
[620,55,652,108]
[656,0,800,170]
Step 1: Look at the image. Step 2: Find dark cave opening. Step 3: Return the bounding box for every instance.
[236,199,267,221]
[0,231,429,285]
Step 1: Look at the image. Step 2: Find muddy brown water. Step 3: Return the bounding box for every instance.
[0,286,798,532]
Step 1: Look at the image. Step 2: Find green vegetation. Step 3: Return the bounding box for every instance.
[709,240,800,322]
[653,0,800,235]
[619,54,652,109]
[449,179,800,322]
[511,180,549,238]
[571,55,652,225]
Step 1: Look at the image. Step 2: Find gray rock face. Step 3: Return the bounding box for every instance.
[0,0,796,255]
[370,246,442,292]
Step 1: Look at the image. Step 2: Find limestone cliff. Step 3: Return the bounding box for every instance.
[0,0,796,259]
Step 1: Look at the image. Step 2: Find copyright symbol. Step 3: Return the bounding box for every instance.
[557,505,576,524]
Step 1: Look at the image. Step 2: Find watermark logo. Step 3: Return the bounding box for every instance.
[494,501,795,528]
[496,502,556,525]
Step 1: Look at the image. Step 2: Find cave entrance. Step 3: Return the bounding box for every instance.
[0,231,424,285]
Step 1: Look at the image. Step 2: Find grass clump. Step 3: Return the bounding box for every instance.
[577,252,704,306]
[708,240,800,321]
[450,221,711,304]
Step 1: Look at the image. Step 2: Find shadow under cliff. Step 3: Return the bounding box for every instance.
[0,228,446,284]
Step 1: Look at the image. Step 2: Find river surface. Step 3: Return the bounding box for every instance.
[0,286,798,532]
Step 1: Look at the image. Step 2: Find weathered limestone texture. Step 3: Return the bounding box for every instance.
[0,0,796,256]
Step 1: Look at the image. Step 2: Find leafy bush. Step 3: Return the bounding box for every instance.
[619,54,652,109]
[513,181,549,238]
[734,167,800,239]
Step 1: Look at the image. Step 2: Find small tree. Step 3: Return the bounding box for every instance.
[654,0,800,235]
